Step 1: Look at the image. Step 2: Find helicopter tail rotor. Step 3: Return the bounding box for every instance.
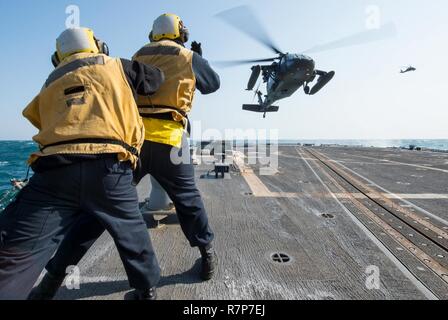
[254,88,263,105]
[252,84,261,101]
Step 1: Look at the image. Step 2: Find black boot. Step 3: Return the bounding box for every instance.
[28,272,65,300]
[199,245,218,281]
[131,287,157,301]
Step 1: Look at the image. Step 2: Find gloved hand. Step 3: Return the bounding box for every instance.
[191,41,202,57]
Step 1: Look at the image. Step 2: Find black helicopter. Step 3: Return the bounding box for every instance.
[400,66,416,74]
[216,6,397,118]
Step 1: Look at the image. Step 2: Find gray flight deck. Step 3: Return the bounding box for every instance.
[51,145,448,300]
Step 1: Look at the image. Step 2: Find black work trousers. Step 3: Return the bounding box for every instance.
[44,139,214,279]
[0,157,160,300]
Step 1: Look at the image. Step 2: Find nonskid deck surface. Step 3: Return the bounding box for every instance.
[53,146,448,300]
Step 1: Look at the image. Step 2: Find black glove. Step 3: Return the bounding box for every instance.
[191,41,202,57]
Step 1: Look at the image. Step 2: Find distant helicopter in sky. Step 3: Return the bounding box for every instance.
[216,6,398,118]
[400,66,416,74]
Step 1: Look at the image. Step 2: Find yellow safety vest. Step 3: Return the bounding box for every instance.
[133,40,196,148]
[23,52,145,167]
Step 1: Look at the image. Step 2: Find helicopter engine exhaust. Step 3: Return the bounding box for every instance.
[247,65,261,91]
[309,71,336,95]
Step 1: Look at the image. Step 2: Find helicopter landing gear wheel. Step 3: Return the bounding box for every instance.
[304,85,310,95]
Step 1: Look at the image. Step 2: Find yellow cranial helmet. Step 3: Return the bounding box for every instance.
[150,14,189,43]
[56,27,99,61]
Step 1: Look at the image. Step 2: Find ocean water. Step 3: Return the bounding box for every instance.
[0,140,447,192]
[0,141,37,192]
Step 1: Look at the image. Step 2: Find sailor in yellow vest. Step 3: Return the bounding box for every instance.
[0,28,165,300]
[135,14,220,281]
[26,15,221,300]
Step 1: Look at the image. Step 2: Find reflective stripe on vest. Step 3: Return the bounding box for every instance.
[134,46,181,57]
[45,56,105,88]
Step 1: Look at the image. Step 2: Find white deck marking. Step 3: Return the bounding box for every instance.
[233,152,273,197]
[335,193,448,200]
[327,158,448,226]
[336,153,448,174]
[296,149,438,300]
[233,149,440,299]
[235,152,448,201]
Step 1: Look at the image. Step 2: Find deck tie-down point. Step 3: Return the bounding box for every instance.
[271,253,291,264]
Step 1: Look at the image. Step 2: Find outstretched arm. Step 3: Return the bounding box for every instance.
[192,53,221,95]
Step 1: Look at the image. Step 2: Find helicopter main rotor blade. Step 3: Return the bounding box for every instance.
[302,22,397,54]
[215,5,284,55]
[214,57,278,68]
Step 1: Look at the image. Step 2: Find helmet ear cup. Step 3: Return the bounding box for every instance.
[51,51,60,68]
[100,41,110,56]
[96,39,110,56]
[180,27,189,43]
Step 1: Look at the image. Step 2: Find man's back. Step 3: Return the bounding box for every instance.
[23,52,147,167]
[134,40,196,117]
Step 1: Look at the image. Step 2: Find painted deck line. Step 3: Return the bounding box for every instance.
[255,192,448,200]
[234,152,448,201]
[333,153,448,174]
[296,149,438,301]
[328,158,448,227]
[233,152,272,197]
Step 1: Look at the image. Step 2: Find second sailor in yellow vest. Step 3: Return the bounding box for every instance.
[132,13,221,281]
[134,38,195,148]
[133,14,220,149]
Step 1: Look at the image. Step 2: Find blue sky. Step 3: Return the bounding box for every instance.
[0,0,447,140]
